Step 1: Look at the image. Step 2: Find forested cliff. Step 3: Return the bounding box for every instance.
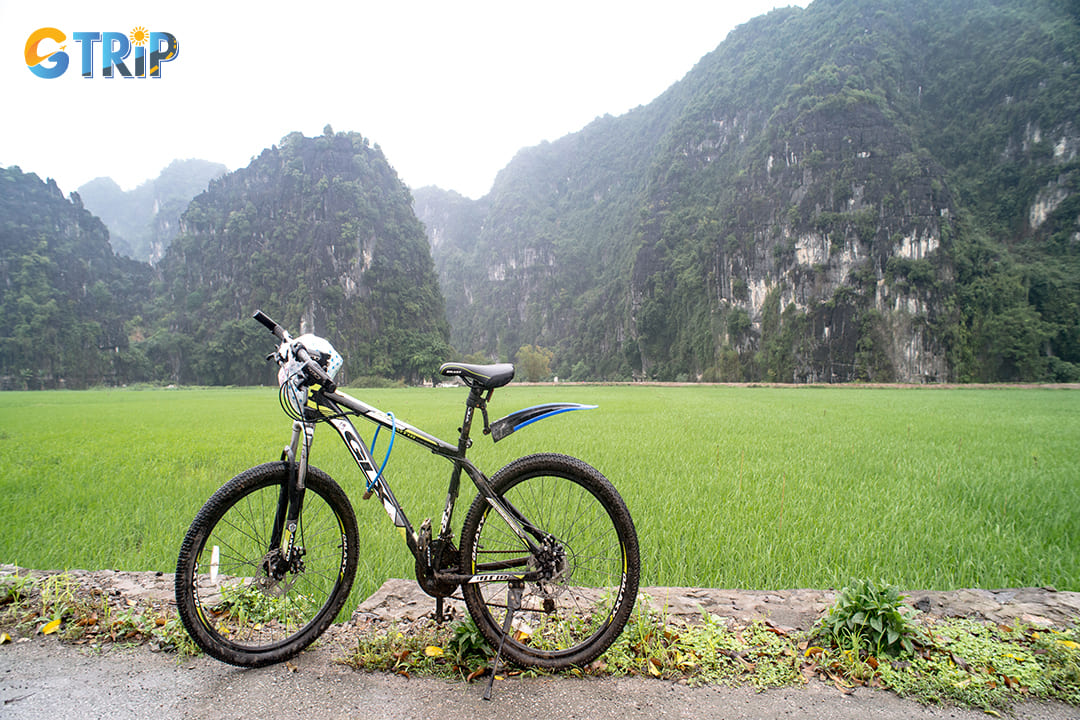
[1,130,449,388]
[0,167,154,388]
[158,129,449,385]
[417,0,1080,383]
[3,0,1078,388]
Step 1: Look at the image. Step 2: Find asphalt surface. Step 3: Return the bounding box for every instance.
[2,636,1076,720]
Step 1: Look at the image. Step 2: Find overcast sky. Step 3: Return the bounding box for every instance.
[2,0,809,200]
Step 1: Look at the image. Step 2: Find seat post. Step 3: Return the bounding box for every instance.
[456,387,481,454]
[458,387,494,453]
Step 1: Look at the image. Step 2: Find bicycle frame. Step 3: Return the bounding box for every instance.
[177,311,636,685]
[280,383,593,586]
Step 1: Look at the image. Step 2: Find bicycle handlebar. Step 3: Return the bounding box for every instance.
[252,309,337,393]
[253,310,287,341]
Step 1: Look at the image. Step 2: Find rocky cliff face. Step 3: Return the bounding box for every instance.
[629,88,957,382]
[420,0,1080,383]
[159,129,449,384]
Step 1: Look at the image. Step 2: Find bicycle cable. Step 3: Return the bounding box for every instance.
[279,368,308,421]
[367,412,395,493]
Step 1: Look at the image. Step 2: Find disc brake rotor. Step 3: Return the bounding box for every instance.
[256,547,305,597]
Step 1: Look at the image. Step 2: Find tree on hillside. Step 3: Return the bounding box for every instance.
[515,345,554,382]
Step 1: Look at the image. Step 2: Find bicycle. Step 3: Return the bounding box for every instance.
[175,310,640,690]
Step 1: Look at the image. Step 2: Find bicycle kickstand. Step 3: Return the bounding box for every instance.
[483,580,523,701]
[431,596,454,623]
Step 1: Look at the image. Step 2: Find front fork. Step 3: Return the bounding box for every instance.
[267,420,314,578]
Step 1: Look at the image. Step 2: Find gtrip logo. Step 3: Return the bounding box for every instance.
[25,27,179,79]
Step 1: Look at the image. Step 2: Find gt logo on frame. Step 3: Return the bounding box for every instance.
[25,27,179,79]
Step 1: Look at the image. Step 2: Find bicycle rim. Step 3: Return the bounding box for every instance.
[461,454,639,668]
[176,463,356,666]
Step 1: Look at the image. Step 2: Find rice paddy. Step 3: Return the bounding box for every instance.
[1,384,1076,612]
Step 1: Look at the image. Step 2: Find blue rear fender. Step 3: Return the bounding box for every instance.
[488,402,597,442]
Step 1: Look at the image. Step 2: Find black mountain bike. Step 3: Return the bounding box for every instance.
[175,311,640,687]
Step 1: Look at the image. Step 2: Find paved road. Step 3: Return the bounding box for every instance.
[2,637,1075,720]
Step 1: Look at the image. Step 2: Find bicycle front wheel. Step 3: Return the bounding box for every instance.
[460,453,640,669]
[175,462,358,667]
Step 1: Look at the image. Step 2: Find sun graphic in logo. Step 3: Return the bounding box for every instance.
[129,26,149,46]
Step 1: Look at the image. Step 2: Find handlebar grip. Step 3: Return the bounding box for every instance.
[252,310,286,340]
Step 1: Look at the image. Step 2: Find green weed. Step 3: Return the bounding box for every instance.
[213,581,311,629]
[0,570,197,654]
[447,615,492,665]
[591,599,801,689]
[343,620,468,678]
[878,619,1080,710]
[813,579,920,657]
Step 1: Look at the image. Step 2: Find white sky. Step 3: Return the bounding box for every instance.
[2,0,809,200]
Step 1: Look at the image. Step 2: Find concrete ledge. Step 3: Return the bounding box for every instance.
[356,578,1080,630]
[5,567,1076,632]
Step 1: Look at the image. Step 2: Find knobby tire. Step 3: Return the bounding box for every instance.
[460,453,640,669]
[175,462,358,667]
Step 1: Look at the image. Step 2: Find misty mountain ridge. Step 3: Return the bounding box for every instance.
[416,0,1080,384]
[3,0,1078,388]
[1,129,449,388]
[77,159,227,264]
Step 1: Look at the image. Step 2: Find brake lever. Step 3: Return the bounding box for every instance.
[302,358,337,393]
[291,342,336,393]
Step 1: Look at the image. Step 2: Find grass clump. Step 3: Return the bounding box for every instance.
[594,601,801,689]
[878,620,1080,711]
[343,616,493,681]
[446,615,493,666]
[803,579,1080,711]
[0,571,102,639]
[341,587,1079,714]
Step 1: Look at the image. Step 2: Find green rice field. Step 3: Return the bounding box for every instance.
[1,384,1077,611]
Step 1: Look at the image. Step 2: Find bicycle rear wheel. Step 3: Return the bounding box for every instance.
[175,462,358,667]
[460,453,639,669]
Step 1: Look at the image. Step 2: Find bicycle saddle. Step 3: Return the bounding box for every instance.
[439,362,515,390]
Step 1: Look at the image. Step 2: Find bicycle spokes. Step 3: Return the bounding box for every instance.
[461,455,638,670]
[176,464,357,665]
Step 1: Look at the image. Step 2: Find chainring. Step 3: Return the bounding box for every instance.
[416,537,461,598]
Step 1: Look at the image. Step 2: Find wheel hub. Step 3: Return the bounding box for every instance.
[533,536,569,599]
[256,546,305,596]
